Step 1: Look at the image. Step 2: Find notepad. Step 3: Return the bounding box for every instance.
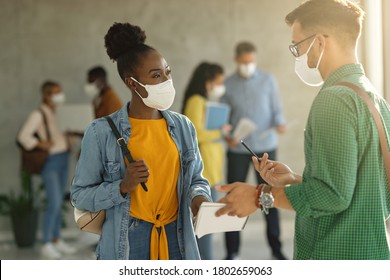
[204,102,231,130]
[57,103,94,133]
[232,118,257,141]
[194,202,249,238]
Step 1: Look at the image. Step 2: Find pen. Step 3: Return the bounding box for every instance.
[240,140,261,161]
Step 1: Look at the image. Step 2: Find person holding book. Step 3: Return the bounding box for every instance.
[182,62,232,259]
[220,42,287,260]
[71,22,211,260]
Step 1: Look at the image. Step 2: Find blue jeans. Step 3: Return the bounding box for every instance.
[41,152,69,243]
[128,217,182,260]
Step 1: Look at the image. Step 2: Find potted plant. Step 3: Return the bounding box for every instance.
[0,170,42,247]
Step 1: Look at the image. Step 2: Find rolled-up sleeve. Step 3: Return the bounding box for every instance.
[17,110,42,150]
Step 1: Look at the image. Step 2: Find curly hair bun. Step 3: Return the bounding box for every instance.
[104,22,146,61]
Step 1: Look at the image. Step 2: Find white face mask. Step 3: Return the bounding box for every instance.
[238,62,256,78]
[52,92,65,105]
[131,78,176,111]
[84,83,100,99]
[209,84,226,100]
[294,38,324,87]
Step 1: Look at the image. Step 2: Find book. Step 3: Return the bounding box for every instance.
[204,102,231,130]
[194,202,249,238]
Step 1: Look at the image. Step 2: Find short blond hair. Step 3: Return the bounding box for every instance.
[285,0,365,45]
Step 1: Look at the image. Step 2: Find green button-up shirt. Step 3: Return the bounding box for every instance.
[285,64,390,259]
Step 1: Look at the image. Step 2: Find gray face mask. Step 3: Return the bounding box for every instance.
[131,78,176,111]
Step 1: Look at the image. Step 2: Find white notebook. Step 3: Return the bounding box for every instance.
[232,118,257,141]
[194,202,249,238]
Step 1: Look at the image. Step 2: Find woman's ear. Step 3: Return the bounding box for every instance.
[125,77,137,90]
[205,81,213,93]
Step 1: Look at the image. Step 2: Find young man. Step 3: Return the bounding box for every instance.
[220,42,287,260]
[84,66,123,118]
[216,0,390,260]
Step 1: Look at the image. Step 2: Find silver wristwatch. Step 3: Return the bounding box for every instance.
[259,184,274,215]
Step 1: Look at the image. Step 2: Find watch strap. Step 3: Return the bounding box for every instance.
[256,184,267,209]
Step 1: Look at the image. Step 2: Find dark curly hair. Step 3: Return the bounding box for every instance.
[104,22,155,81]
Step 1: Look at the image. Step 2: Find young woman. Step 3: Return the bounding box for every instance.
[71,22,211,260]
[17,81,76,259]
[182,62,231,259]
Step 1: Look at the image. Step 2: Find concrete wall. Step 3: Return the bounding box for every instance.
[0,0,323,229]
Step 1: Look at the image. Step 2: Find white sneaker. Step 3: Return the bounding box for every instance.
[54,239,77,255]
[41,243,62,259]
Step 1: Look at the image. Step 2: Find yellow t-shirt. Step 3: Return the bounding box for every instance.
[128,117,180,260]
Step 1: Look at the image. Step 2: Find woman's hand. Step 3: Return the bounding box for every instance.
[120,160,149,194]
[37,140,53,151]
[253,153,301,187]
[191,195,209,217]
[221,124,232,136]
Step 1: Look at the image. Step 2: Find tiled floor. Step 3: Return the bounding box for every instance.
[0,209,295,260]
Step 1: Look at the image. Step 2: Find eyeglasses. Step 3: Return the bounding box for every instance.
[289,34,316,57]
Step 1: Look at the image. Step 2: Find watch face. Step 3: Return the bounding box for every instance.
[260,193,274,208]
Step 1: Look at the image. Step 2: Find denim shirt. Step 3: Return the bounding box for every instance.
[71,102,211,260]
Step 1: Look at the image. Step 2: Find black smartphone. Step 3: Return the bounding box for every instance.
[240,140,261,161]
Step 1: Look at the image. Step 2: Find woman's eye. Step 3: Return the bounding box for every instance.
[152,73,161,78]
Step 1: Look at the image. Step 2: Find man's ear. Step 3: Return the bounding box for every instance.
[317,34,327,51]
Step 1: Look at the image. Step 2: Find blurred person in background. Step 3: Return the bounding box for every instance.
[17,80,76,259]
[182,61,232,259]
[84,65,123,118]
[221,41,287,260]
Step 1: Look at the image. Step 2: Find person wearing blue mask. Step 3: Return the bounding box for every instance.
[71,22,211,260]
[216,0,390,260]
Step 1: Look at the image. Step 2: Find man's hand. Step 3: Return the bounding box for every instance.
[224,135,239,149]
[253,153,301,187]
[215,183,257,218]
[191,195,209,217]
[120,160,149,194]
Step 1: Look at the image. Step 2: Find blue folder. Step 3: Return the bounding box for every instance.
[205,102,231,130]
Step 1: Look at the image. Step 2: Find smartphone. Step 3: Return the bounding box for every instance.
[240,140,261,161]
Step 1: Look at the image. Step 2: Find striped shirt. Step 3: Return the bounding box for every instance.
[285,64,390,259]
